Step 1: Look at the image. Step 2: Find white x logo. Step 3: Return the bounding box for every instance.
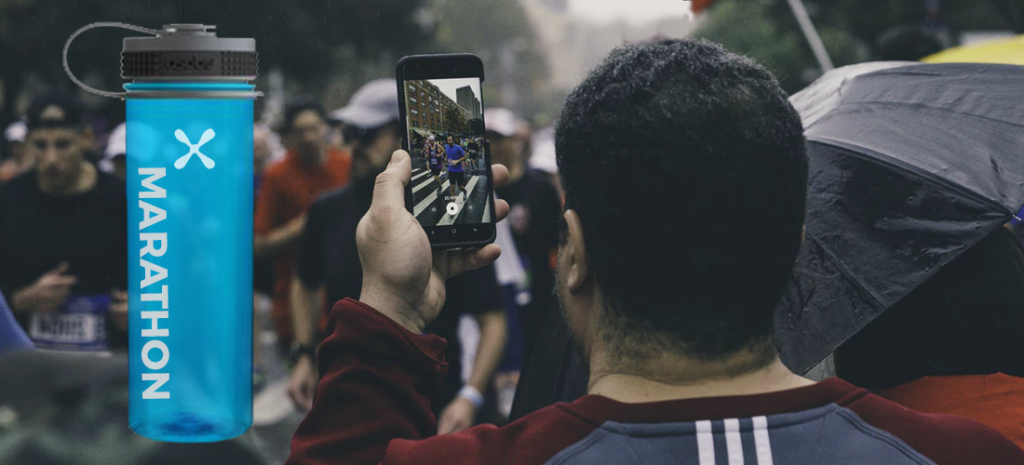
[174,128,216,169]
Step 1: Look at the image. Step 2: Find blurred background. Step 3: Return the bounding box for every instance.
[1,0,1022,463]
[1,0,1021,158]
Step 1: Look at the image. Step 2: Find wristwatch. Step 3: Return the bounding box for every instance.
[289,342,317,363]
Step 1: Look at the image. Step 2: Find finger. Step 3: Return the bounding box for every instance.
[437,414,455,435]
[51,276,78,287]
[301,385,315,410]
[287,385,303,408]
[493,199,510,224]
[445,244,502,279]
[47,262,69,276]
[491,164,510,190]
[370,150,412,215]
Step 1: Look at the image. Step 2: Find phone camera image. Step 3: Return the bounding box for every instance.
[404,77,490,230]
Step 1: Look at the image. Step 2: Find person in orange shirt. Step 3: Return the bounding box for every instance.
[254,100,351,349]
[836,226,1024,449]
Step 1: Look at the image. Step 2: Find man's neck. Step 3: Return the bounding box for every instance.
[39,161,97,196]
[587,349,815,404]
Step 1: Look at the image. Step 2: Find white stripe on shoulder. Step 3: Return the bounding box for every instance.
[752,415,773,465]
[696,420,716,465]
[725,418,744,465]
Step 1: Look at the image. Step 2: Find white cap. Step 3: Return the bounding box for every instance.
[329,79,400,129]
[529,126,558,174]
[100,122,127,173]
[4,121,26,143]
[484,108,522,138]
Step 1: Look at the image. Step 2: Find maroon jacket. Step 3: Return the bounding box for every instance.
[286,299,1024,465]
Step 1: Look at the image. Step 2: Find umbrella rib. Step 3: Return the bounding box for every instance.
[799,231,886,311]
[808,137,1010,215]
[831,100,1024,131]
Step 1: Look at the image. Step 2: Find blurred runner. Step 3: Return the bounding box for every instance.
[254,99,351,349]
[424,135,445,195]
[0,93,128,354]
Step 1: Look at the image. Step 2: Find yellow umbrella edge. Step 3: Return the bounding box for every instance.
[921,34,1024,65]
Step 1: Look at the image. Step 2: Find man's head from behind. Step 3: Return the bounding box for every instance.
[555,39,807,371]
[331,79,401,183]
[25,92,88,191]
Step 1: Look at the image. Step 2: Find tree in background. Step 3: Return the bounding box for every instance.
[425,0,551,122]
[0,0,431,130]
[693,0,864,94]
[694,0,1024,94]
[444,106,468,136]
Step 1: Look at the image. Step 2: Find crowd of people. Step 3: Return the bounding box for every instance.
[0,76,563,442]
[1,37,1023,464]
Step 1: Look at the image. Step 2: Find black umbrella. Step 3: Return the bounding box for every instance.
[776,61,1024,374]
[509,61,1024,421]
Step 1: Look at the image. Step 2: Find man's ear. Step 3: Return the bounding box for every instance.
[564,209,589,292]
[801,224,806,243]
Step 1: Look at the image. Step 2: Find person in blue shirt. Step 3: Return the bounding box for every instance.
[446,135,469,199]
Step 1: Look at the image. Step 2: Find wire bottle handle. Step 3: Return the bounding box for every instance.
[63,22,163,100]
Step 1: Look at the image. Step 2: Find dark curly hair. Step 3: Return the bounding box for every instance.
[555,39,808,360]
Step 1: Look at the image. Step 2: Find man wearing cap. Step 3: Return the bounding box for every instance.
[254,99,352,348]
[288,80,507,436]
[485,108,563,357]
[0,92,129,354]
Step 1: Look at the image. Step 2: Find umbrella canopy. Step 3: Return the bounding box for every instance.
[922,35,1024,66]
[776,61,1024,374]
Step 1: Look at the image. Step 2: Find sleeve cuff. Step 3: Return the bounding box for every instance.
[329,298,448,368]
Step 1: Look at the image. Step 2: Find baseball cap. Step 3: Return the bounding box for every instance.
[100,121,127,173]
[4,121,27,143]
[329,79,400,129]
[24,92,85,131]
[484,108,522,138]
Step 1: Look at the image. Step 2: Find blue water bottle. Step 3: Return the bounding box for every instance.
[64,23,260,442]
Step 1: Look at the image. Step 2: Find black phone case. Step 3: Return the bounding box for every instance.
[396,54,496,249]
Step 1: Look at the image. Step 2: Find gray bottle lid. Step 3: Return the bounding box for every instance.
[122,24,257,79]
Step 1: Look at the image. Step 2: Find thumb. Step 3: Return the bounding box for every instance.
[370,150,412,214]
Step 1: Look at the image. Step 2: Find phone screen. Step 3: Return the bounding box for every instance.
[403,77,491,230]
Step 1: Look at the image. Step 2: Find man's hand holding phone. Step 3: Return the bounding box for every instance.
[357,150,509,334]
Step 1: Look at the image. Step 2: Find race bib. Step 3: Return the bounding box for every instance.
[29,294,110,352]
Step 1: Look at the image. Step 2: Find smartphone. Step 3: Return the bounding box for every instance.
[396,53,496,248]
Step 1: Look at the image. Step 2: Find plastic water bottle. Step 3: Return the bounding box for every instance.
[64,23,261,442]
